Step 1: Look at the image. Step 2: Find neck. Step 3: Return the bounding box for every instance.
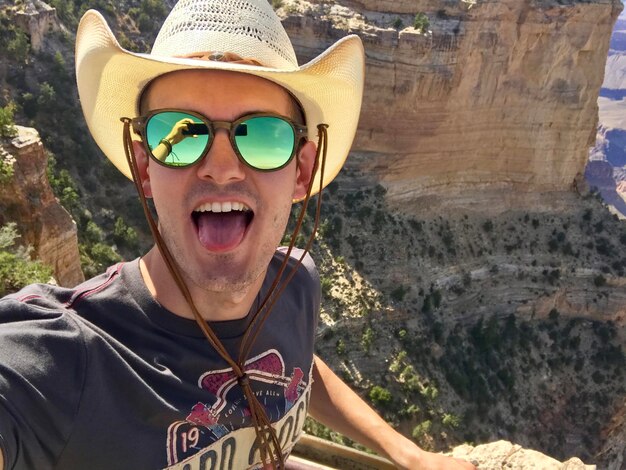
[139,246,264,322]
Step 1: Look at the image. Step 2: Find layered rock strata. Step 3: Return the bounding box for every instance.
[279,0,622,215]
[0,126,83,287]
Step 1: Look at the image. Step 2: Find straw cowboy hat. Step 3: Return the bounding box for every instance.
[75,0,365,194]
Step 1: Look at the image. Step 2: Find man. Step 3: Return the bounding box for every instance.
[0,0,475,468]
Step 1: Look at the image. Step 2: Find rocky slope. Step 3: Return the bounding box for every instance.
[0,126,83,286]
[303,181,625,468]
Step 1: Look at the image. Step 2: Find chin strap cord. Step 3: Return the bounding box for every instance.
[121,118,328,469]
[238,124,328,363]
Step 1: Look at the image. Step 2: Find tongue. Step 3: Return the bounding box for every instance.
[196,212,248,252]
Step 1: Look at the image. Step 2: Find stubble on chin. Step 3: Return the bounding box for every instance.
[155,190,294,298]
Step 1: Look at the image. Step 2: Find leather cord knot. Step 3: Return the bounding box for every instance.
[237,373,250,387]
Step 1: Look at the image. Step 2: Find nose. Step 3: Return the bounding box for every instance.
[196,129,246,184]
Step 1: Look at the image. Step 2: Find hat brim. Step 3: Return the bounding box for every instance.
[75,10,364,197]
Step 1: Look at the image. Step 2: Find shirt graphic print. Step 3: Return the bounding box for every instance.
[165,349,312,469]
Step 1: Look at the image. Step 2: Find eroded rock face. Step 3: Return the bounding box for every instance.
[0,126,83,287]
[13,0,61,52]
[451,440,596,469]
[280,0,622,215]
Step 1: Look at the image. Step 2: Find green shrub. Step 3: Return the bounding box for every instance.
[320,275,333,297]
[37,82,57,107]
[413,12,430,33]
[84,220,104,244]
[411,420,432,439]
[402,404,420,417]
[113,217,139,250]
[390,285,408,302]
[361,326,375,353]
[0,224,53,296]
[80,242,122,278]
[0,103,18,138]
[21,92,38,118]
[594,274,606,287]
[442,413,460,428]
[49,0,78,26]
[368,385,392,406]
[135,0,167,32]
[548,308,560,321]
[7,28,30,63]
[0,156,14,185]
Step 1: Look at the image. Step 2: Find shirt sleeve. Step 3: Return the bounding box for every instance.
[0,296,87,469]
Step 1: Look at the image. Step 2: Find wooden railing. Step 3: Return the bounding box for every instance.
[289,434,396,469]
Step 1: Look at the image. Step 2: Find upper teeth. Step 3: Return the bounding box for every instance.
[194,202,250,213]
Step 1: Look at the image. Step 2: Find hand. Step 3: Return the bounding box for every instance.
[165,118,196,145]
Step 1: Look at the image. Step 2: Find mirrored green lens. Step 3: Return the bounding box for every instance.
[145,111,209,167]
[234,116,295,170]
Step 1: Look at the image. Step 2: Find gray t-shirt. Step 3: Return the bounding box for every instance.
[0,249,320,470]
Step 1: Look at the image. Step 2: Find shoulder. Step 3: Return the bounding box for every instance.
[0,285,92,470]
[0,261,131,350]
[274,247,320,288]
[0,282,89,363]
[1,282,78,327]
[270,248,321,319]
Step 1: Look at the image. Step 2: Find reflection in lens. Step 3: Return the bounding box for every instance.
[235,117,294,170]
[146,111,209,166]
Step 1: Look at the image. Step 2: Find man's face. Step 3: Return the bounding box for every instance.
[134,70,315,293]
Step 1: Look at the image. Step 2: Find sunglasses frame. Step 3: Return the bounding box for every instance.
[130,109,308,172]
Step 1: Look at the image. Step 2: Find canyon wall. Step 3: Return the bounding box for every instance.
[13,0,61,52]
[0,127,83,287]
[280,0,622,215]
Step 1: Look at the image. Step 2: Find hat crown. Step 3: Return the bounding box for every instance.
[151,0,298,70]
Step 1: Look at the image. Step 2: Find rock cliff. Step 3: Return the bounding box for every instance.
[0,126,83,287]
[12,0,61,52]
[278,0,622,215]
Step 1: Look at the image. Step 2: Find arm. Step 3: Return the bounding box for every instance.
[309,355,476,470]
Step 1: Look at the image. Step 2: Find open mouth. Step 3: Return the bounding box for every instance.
[192,201,254,252]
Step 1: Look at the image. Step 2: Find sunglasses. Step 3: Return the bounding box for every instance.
[130,109,308,171]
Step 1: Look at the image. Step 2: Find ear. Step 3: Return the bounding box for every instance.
[293,140,317,201]
[132,140,153,198]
